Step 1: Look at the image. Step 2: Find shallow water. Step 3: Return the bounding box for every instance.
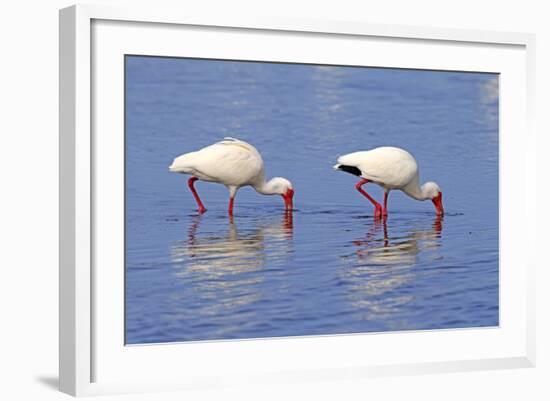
[125,56,499,344]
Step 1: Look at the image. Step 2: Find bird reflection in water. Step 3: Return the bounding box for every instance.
[170,212,294,317]
[342,215,443,323]
[352,214,443,266]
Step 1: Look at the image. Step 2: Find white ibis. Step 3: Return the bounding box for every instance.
[169,137,294,215]
[334,146,443,217]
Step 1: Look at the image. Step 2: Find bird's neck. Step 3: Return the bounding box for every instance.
[253,178,279,196]
[403,179,431,201]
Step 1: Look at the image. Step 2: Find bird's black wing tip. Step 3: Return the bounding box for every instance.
[337,165,362,176]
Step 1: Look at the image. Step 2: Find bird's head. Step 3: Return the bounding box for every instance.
[270,177,294,211]
[422,182,444,215]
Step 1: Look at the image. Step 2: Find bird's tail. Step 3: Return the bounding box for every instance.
[168,151,197,173]
[333,163,362,176]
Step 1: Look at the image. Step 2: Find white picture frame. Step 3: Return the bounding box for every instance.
[59,3,536,397]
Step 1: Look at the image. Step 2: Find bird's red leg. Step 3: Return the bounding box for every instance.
[383,191,389,217]
[187,177,207,214]
[355,178,383,218]
[228,197,235,216]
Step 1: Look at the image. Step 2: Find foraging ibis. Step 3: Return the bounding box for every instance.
[169,137,294,215]
[334,146,443,217]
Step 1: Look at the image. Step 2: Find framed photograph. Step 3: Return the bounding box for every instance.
[59,4,536,396]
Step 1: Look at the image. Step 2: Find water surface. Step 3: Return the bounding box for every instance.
[125,56,499,344]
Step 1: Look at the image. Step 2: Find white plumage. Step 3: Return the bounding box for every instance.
[334,146,443,217]
[169,137,294,215]
[170,137,264,187]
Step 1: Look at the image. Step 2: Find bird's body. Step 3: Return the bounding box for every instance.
[334,146,443,217]
[169,138,294,215]
[336,147,419,192]
[170,138,265,188]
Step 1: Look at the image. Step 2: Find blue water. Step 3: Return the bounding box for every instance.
[125,56,499,344]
